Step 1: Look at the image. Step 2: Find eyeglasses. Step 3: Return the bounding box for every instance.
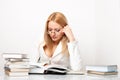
[47,28,62,34]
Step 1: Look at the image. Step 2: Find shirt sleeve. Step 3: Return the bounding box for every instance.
[67,41,83,71]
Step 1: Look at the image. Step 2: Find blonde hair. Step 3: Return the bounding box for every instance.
[43,12,69,55]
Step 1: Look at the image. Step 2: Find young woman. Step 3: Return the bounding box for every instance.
[36,12,82,71]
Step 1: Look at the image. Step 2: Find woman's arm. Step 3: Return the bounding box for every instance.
[68,40,82,71]
[63,25,82,71]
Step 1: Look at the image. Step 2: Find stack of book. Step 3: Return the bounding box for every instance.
[2,53,30,77]
[85,65,118,75]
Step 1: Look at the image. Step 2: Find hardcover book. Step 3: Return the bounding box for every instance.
[29,64,67,74]
[5,70,28,76]
[87,70,118,75]
[86,65,118,72]
[4,66,29,72]
[2,53,28,59]
[29,63,85,75]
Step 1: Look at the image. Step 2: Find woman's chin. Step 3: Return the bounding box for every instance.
[52,39,60,42]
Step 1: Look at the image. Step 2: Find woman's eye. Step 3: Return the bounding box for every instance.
[48,29,52,31]
[55,29,60,32]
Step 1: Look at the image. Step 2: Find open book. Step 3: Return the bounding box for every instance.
[29,63,68,74]
[29,63,84,75]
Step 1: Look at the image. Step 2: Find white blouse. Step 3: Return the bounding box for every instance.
[34,41,82,71]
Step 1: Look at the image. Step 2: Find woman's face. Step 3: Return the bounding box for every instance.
[48,21,64,42]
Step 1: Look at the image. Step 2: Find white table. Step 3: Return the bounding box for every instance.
[0,58,120,80]
[1,71,120,80]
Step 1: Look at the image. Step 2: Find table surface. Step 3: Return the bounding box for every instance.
[1,70,120,80]
[0,60,120,80]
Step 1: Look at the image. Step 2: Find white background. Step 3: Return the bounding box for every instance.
[0,0,120,71]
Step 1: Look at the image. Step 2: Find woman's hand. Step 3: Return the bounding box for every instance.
[63,25,75,42]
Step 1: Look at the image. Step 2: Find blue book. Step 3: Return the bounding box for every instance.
[86,65,118,72]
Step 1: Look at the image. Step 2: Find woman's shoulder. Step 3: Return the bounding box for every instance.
[67,40,79,45]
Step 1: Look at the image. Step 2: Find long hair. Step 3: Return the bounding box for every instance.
[44,12,69,55]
